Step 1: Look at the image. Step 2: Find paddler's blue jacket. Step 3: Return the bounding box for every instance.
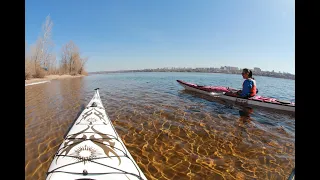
[240,78,257,98]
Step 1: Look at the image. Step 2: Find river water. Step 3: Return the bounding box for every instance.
[25,72,295,180]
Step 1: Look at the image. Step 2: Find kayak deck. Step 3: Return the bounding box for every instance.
[46,88,147,180]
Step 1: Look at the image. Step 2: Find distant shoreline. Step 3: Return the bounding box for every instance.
[25,74,85,86]
[89,71,295,80]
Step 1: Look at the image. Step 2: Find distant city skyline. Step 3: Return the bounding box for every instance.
[25,0,295,74]
[91,64,295,74]
[90,66,295,80]
[93,65,294,74]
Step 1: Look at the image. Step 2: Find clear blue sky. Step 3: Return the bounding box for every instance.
[25,0,295,74]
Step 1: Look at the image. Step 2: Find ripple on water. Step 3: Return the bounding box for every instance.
[25,74,295,180]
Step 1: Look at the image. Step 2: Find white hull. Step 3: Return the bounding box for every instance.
[178,82,295,112]
[46,89,147,180]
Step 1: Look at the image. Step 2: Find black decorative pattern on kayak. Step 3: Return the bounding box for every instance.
[71,145,102,164]
[76,108,107,125]
[55,125,121,165]
[76,109,93,125]
[93,108,105,122]
[91,125,121,165]
[87,118,97,124]
[56,125,90,163]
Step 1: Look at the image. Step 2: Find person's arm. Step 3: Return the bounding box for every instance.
[240,80,253,97]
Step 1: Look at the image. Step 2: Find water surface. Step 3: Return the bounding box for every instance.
[25,72,295,180]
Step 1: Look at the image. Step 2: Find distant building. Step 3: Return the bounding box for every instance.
[229,66,239,71]
[220,66,227,70]
[221,66,239,71]
[254,67,261,72]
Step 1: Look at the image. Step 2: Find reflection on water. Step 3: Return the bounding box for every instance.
[238,107,254,123]
[25,74,295,180]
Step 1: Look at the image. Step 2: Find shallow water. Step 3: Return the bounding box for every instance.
[25,72,295,180]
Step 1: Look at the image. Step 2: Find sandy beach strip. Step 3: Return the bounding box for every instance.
[25,75,85,87]
[25,81,50,87]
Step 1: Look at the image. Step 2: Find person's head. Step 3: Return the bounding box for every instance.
[241,68,253,79]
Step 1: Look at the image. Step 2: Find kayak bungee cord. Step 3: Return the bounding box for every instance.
[47,159,145,180]
[47,131,145,179]
[48,130,145,179]
[47,160,145,180]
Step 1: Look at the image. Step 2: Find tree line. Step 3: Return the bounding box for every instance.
[91,67,295,80]
[25,15,88,80]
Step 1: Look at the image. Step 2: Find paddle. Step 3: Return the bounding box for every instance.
[209,92,225,97]
[275,99,292,104]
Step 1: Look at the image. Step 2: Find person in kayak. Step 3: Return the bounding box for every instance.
[226,68,257,98]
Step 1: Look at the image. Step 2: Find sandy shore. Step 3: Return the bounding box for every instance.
[25,74,85,85]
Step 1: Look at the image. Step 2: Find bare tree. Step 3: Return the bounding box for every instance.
[40,15,54,69]
[27,15,90,78]
[27,15,54,78]
[30,39,42,74]
[71,52,80,75]
[77,56,88,75]
[25,42,32,79]
[60,41,76,74]
[60,40,88,75]
[48,53,57,74]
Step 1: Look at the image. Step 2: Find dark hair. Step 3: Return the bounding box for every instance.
[242,68,254,79]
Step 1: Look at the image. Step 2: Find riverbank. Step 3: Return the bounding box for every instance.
[25,74,86,85]
[90,70,295,80]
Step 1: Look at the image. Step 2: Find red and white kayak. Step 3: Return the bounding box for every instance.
[177,80,295,112]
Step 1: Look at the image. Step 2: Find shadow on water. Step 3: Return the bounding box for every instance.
[238,107,254,123]
[179,88,295,137]
[178,89,229,107]
[178,89,246,114]
[178,89,295,118]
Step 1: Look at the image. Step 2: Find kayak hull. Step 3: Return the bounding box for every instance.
[177,80,295,112]
[46,89,147,180]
